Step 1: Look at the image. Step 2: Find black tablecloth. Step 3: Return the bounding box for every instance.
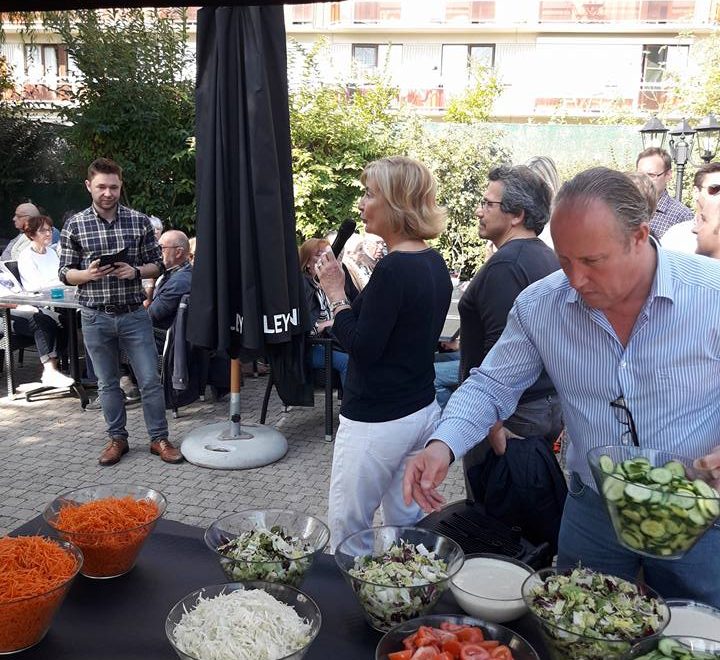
[12,517,550,659]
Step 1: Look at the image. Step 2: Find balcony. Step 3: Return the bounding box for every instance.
[329,1,496,25]
[539,0,697,23]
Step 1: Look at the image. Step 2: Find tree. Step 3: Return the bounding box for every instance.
[444,62,502,124]
[666,31,720,118]
[288,40,404,240]
[41,9,196,232]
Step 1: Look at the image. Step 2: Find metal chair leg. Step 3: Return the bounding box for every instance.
[260,370,274,424]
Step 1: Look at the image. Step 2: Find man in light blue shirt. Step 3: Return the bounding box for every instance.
[404,167,720,606]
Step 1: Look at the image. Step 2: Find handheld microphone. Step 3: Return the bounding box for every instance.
[331,219,356,258]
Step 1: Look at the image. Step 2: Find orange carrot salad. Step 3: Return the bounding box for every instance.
[0,536,79,652]
[53,496,159,577]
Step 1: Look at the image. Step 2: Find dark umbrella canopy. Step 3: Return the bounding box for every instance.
[188,5,312,406]
[188,5,304,357]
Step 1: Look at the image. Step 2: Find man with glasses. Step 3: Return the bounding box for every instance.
[405,167,720,607]
[59,158,183,466]
[636,147,693,239]
[435,166,561,492]
[692,161,720,259]
[148,230,193,347]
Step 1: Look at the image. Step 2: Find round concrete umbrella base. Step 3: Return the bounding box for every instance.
[180,422,288,469]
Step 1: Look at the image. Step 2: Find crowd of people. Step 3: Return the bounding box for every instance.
[3,146,720,607]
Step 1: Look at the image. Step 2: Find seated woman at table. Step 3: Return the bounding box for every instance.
[315,156,452,551]
[14,214,73,388]
[299,238,349,386]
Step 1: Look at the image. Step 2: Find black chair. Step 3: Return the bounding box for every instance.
[259,335,343,442]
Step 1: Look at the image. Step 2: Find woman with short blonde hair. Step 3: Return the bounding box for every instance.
[314,156,452,551]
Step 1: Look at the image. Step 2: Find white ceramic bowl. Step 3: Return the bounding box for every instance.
[664,600,720,642]
[450,553,532,623]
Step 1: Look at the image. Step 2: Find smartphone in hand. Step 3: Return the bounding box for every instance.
[98,248,129,268]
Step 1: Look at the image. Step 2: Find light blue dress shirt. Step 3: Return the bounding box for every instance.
[435,245,720,487]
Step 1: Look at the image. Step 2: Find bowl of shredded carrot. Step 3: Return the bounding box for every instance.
[42,484,167,579]
[0,535,83,654]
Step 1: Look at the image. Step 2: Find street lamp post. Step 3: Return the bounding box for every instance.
[639,114,720,201]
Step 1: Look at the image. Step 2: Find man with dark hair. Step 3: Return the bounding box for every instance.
[692,161,720,259]
[59,157,183,466]
[434,165,561,495]
[636,147,693,238]
[405,167,720,607]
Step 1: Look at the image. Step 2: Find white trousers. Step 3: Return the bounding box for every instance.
[328,400,441,552]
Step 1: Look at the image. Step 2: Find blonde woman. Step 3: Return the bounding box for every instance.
[315,156,452,550]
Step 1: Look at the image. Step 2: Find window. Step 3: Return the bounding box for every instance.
[641,44,689,88]
[24,44,68,80]
[442,44,495,80]
[352,44,379,71]
[288,3,314,24]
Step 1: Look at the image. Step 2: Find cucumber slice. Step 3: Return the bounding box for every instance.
[640,519,666,538]
[693,478,719,499]
[625,483,652,502]
[663,460,686,478]
[599,454,614,473]
[699,497,720,519]
[649,467,673,484]
[657,637,682,655]
[688,507,706,526]
[603,478,626,502]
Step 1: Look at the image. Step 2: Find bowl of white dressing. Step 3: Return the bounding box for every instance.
[450,553,532,623]
[664,600,720,642]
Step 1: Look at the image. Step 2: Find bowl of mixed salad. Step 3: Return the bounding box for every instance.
[334,526,464,632]
[626,635,720,659]
[375,614,540,660]
[588,446,720,559]
[204,510,330,587]
[166,580,321,660]
[521,566,670,660]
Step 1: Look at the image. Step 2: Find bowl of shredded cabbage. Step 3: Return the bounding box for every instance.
[334,525,464,632]
[165,581,321,660]
[204,510,330,587]
[522,566,670,660]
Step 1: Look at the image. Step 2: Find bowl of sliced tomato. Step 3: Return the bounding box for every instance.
[375,614,540,660]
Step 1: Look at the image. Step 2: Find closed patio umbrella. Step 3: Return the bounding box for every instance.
[181,4,312,468]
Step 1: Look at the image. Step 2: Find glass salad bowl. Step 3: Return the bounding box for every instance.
[521,566,670,660]
[334,525,464,632]
[588,446,720,560]
[204,509,330,587]
[626,635,720,659]
[166,581,321,660]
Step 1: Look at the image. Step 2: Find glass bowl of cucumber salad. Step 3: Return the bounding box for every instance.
[627,635,720,659]
[588,446,720,559]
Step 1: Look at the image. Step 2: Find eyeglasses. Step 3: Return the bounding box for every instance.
[160,245,182,250]
[642,170,670,179]
[610,396,639,447]
[696,183,720,196]
[479,198,503,209]
[36,227,53,234]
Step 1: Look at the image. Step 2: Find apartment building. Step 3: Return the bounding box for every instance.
[2,0,718,121]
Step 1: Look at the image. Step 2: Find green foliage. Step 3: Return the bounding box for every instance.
[407,125,510,279]
[666,31,720,118]
[41,9,196,232]
[288,40,403,240]
[444,63,502,124]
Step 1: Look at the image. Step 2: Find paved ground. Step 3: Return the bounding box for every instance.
[0,355,466,537]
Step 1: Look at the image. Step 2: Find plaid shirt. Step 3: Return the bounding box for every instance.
[58,204,163,307]
[650,189,694,239]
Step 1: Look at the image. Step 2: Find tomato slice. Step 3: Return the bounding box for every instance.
[459,645,491,660]
[411,647,441,659]
[457,628,485,644]
[436,653,453,660]
[388,651,413,660]
[490,646,514,660]
[442,639,462,657]
[440,622,466,632]
[479,641,500,650]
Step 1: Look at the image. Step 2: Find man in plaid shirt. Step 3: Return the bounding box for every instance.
[59,158,183,466]
[636,147,694,239]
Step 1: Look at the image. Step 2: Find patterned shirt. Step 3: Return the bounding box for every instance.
[58,204,163,308]
[435,245,720,488]
[650,189,694,239]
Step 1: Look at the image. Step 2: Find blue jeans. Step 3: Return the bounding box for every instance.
[12,308,61,363]
[310,344,348,386]
[80,306,168,442]
[434,359,460,409]
[558,473,720,608]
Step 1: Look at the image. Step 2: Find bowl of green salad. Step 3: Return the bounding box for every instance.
[204,510,330,587]
[588,446,720,559]
[627,635,720,659]
[521,566,670,660]
[334,525,464,632]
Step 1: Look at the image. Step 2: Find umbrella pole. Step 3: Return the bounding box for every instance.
[229,358,251,439]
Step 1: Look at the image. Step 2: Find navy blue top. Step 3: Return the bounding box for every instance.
[333,248,452,423]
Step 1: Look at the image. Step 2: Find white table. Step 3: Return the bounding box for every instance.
[0,287,89,406]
